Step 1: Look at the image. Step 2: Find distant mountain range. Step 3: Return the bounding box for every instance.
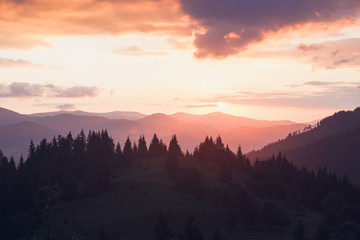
[0,107,306,162]
[171,112,295,130]
[247,107,360,183]
[29,110,147,121]
[0,107,36,125]
[3,106,360,183]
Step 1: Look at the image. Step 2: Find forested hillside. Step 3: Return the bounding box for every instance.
[1,130,360,239]
[247,107,360,182]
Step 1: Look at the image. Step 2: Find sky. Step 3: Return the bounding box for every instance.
[0,0,360,122]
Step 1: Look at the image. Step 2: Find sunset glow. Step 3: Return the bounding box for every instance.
[1,0,360,122]
[3,2,360,238]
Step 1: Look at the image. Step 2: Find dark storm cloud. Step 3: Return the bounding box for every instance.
[180,0,360,58]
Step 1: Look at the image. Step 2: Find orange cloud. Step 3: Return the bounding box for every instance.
[0,0,190,49]
[2,0,360,60]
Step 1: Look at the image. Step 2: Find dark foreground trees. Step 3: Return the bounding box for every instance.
[165,135,182,179]
[154,212,175,240]
[179,215,203,240]
[2,131,360,239]
[293,220,308,240]
[0,130,118,238]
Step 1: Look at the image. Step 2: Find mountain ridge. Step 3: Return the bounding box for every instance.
[0,107,308,161]
[247,107,360,183]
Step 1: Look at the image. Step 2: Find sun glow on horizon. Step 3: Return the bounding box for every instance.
[217,102,226,110]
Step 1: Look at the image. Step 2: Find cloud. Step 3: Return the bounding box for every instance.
[199,81,360,109]
[186,104,217,108]
[297,38,360,69]
[166,37,192,49]
[56,103,76,111]
[180,0,360,58]
[242,38,360,69]
[47,84,100,98]
[0,0,189,49]
[0,57,41,68]
[297,43,324,52]
[304,81,333,86]
[113,46,168,56]
[0,82,100,98]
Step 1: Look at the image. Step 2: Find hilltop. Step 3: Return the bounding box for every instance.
[247,107,360,182]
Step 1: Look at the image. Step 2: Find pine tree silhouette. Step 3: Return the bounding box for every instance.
[123,137,133,164]
[154,212,175,240]
[179,215,203,240]
[293,220,308,240]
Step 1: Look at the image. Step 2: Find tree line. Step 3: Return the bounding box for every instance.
[1,130,360,239]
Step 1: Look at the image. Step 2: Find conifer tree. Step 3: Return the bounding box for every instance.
[149,134,161,157]
[36,181,60,240]
[165,136,181,179]
[179,215,203,240]
[115,142,123,165]
[73,130,87,177]
[132,142,138,158]
[293,220,308,240]
[215,135,224,150]
[159,139,167,156]
[18,155,24,170]
[154,212,175,240]
[137,135,148,158]
[123,137,133,164]
[237,145,244,169]
[28,140,35,160]
[168,135,182,159]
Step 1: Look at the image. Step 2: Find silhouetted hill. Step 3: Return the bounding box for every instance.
[30,110,147,120]
[172,112,296,131]
[284,128,360,183]
[0,107,35,125]
[247,107,360,182]
[0,121,57,160]
[139,113,185,127]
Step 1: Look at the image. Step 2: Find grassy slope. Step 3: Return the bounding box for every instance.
[38,157,321,240]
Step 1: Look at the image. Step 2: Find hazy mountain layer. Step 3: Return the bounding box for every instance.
[0,107,305,162]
